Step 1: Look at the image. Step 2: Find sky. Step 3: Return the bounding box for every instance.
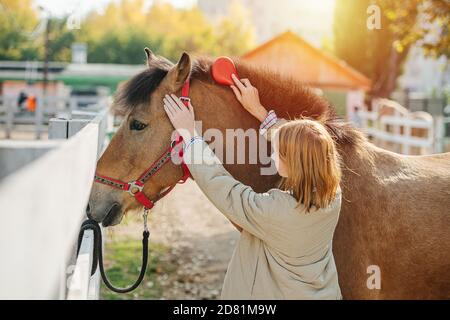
[34,0,197,17]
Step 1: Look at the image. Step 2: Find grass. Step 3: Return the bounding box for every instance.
[100,237,175,300]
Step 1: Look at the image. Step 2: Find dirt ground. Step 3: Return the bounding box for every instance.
[105,179,239,299]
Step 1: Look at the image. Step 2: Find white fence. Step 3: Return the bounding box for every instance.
[434,116,450,153]
[0,109,111,299]
[356,98,446,155]
[0,95,109,139]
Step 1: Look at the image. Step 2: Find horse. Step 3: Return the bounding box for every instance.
[88,50,450,299]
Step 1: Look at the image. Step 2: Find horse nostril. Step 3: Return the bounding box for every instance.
[86,203,93,219]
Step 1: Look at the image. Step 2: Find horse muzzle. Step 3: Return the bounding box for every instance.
[87,201,123,227]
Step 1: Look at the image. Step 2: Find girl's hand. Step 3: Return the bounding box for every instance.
[230,74,268,122]
[163,94,196,142]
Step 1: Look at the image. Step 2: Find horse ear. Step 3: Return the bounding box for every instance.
[144,47,156,67]
[166,52,191,88]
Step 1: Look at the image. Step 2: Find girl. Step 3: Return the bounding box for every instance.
[163,74,342,300]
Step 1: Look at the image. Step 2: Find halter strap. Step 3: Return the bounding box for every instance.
[181,79,190,103]
[94,80,192,209]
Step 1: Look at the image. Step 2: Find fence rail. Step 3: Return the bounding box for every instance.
[0,95,110,139]
[356,98,438,155]
[0,108,110,299]
[50,109,111,300]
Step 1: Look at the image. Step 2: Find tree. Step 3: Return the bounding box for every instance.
[78,0,153,63]
[47,17,77,62]
[212,1,256,56]
[79,0,256,64]
[144,2,218,61]
[382,0,449,58]
[0,0,39,60]
[0,1,78,62]
[87,28,164,64]
[334,0,449,98]
[0,0,256,64]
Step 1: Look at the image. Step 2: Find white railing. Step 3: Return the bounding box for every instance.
[434,115,450,153]
[0,95,109,139]
[50,110,111,300]
[0,108,111,299]
[356,98,436,155]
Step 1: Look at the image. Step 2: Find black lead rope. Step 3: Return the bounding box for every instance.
[77,219,150,293]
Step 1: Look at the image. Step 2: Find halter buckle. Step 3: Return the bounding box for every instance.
[128,180,144,196]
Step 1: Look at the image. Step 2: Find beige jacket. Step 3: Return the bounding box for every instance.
[183,121,342,300]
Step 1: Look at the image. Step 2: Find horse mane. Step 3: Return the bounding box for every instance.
[191,55,367,151]
[113,56,172,114]
[113,53,367,151]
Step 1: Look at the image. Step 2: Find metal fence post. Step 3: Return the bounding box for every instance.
[5,97,13,139]
[35,96,43,140]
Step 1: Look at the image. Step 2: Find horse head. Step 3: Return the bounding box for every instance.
[88,49,193,226]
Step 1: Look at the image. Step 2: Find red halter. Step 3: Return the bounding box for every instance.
[94,80,192,209]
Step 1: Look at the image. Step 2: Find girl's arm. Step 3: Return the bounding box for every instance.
[230,74,287,141]
[163,94,279,239]
[230,74,268,122]
[182,137,279,240]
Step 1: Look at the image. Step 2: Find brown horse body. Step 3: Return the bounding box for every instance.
[89,51,450,299]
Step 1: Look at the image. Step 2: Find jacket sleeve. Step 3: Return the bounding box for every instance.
[183,139,280,240]
[262,118,288,142]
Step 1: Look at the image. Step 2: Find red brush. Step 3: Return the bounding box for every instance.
[211,56,240,86]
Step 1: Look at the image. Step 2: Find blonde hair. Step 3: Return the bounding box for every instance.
[276,118,341,212]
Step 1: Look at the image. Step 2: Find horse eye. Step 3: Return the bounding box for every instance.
[129,119,148,131]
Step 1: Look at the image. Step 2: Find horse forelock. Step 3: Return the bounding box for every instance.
[112,55,215,116]
[112,59,173,116]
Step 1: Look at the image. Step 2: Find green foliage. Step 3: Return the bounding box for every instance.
[212,1,255,57]
[87,28,164,64]
[0,0,39,60]
[380,0,450,58]
[47,18,78,62]
[334,0,449,97]
[80,1,255,63]
[0,0,255,64]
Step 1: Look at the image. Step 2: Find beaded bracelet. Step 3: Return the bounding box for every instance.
[183,135,204,151]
